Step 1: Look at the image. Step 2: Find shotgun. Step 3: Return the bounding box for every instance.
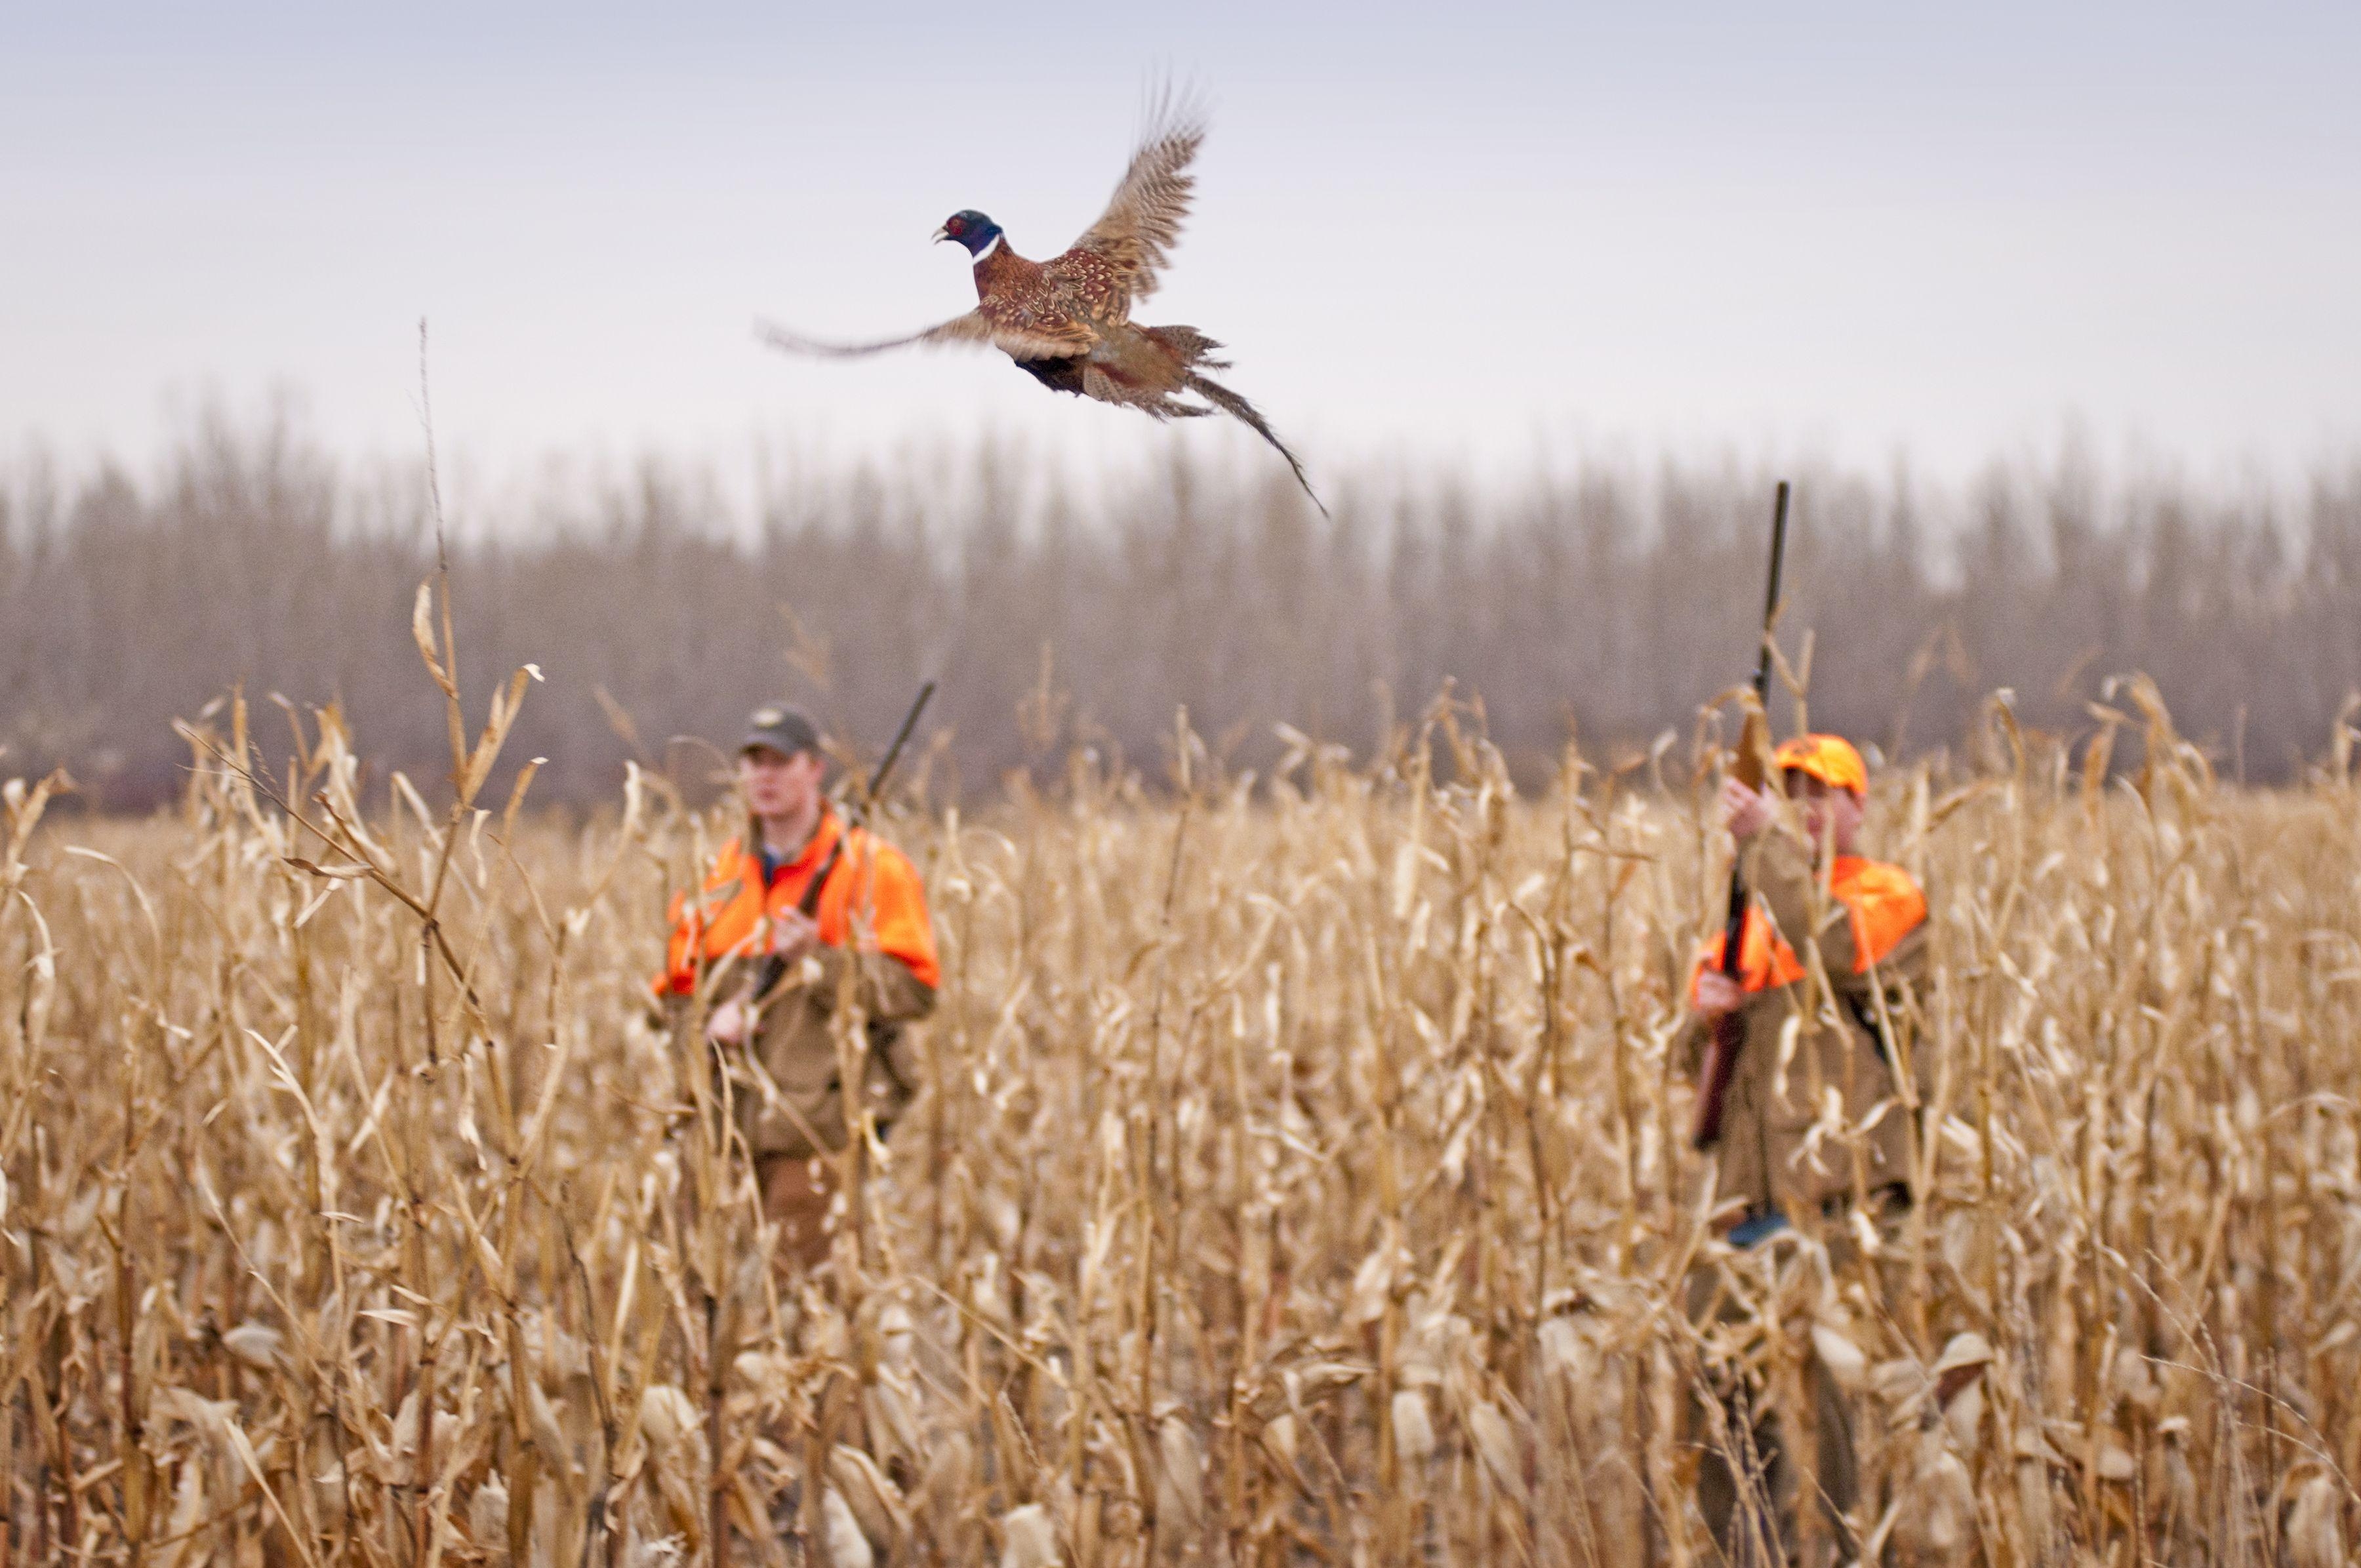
[1691,481,1789,1149]
[749,679,936,1002]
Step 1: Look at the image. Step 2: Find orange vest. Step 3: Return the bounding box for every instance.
[1689,854,1925,1004]
[658,811,940,995]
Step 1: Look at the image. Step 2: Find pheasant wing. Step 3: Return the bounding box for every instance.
[756,311,1089,363]
[1067,91,1205,304]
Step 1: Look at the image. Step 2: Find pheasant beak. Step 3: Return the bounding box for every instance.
[929,225,951,244]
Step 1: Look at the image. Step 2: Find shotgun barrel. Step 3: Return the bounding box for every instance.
[1691,481,1789,1148]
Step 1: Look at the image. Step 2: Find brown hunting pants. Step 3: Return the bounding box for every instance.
[1685,1190,1909,1565]
[757,1153,840,1278]
[1691,1348,1859,1567]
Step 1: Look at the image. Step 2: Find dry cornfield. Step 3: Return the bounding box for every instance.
[4,614,2361,1566]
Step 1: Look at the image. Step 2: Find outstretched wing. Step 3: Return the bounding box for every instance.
[1067,89,1205,304]
[756,312,1089,363]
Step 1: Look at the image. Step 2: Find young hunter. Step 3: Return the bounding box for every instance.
[654,704,939,1274]
[1680,732,1931,1558]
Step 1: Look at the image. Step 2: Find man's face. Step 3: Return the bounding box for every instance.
[1784,769,1865,853]
[740,745,824,819]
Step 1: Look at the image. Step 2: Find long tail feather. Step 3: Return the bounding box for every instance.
[1183,374,1327,517]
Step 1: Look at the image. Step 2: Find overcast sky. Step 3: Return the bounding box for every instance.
[5,1,2357,498]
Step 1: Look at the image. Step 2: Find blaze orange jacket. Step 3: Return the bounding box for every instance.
[1688,853,1926,1003]
[657,810,940,996]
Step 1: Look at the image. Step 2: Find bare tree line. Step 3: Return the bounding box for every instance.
[5,409,2359,807]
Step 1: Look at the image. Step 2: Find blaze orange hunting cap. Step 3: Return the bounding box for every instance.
[1775,733,1868,796]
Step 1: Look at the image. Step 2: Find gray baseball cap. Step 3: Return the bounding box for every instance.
[740,704,822,758]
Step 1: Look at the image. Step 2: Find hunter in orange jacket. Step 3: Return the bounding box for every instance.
[1678,733,1933,1555]
[1682,733,1931,1227]
[658,703,939,1273]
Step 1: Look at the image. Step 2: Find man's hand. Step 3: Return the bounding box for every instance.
[1720,777,1777,841]
[707,996,751,1045]
[1694,970,1745,1018]
[768,909,820,967]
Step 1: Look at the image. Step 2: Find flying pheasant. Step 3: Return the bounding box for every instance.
[757,96,1324,513]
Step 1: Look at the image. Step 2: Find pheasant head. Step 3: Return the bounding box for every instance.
[931,211,1003,258]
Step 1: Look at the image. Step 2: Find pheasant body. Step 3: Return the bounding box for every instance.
[759,96,1322,511]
